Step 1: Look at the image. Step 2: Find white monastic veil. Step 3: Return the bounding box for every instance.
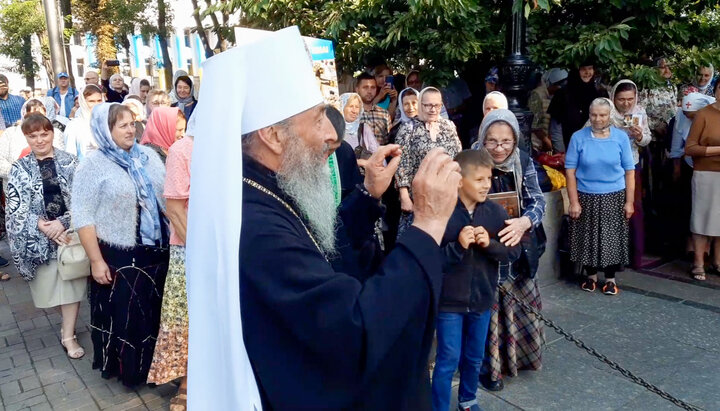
[186,26,323,409]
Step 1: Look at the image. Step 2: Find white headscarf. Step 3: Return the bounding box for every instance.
[695,64,715,94]
[128,78,143,96]
[340,92,363,135]
[108,73,124,92]
[123,95,145,122]
[482,91,509,114]
[398,87,418,123]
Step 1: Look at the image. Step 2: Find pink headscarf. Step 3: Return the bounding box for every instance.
[141,106,180,150]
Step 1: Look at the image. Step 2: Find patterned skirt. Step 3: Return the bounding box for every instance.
[89,241,169,387]
[486,275,544,382]
[147,245,189,384]
[569,190,629,268]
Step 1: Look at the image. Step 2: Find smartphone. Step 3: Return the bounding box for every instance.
[385,75,394,88]
[106,60,120,67]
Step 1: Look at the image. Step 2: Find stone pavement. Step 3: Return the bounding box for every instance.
[0,239,175,411]
[450,270,720,410]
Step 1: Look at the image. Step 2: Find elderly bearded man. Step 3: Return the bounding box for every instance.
[187,27,461,410]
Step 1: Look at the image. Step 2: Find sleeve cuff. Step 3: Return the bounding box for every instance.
[397,226,443,291]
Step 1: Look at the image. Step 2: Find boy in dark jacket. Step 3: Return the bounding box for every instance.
[431,150,521,411]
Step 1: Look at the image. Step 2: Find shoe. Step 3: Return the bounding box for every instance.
[61,334,85,360]
[581,278,597,292]
[479,374,504,391]
[0,256,9,268]
[602,281,619,295]
[458,403,483,411]
[691,265,706,281]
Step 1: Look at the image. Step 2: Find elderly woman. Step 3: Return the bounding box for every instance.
[609,79,651,268]
[388,88,418,144]
[73,103,169,387]
[685,94,720,280]
[123,95,146,142]
[146,89,172,118]
[101,62,128,103]
[64,85,104,160]
[0,98,64,192]
[395,87,462,237]
[470,109,546,391]
[6,113,86,359]
[680,65,715,97]
[141,106,186,163]
[147,117,194,407]
[171,76,197,121]
[567,98,635,295]
[340,93,378,167]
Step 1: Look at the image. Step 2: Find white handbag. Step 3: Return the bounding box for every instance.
[57,229,91,281]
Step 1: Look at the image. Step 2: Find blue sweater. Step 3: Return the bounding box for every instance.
[565,126,635,194]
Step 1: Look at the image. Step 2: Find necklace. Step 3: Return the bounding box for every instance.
[243,177,327,260]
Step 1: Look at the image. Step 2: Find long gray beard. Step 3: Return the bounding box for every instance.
[277,139,337,256]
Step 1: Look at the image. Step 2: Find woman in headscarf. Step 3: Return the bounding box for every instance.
[405,70,422,90]
[567,97,635,294]
[168,70,189,104]
[170,76,197,121]
[668,93,715,260]
[6,113,86,359]
[72,102,169,387]
[63,85,105,160]
[685,88,720,281]
[43,97,66,131]
[395,87,462,237]
[388,88,418,144]
[147,111,194,406]
[141,106,186,163]
[609,79,651,268]
[101,63,128,103]
[0,98,65,192]
[128,78,152,104]
[548,62,607,151]
[340,92,378,168]
[680,65,715,97]
[470,108,546,392]
[123,95,146,142]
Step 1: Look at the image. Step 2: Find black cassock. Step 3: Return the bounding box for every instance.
[241,155,443,410]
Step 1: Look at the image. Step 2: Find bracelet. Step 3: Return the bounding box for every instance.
[356,183,374,199]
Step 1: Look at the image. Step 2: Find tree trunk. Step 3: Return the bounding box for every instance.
[58,0,75,87]
[37,31,54,85]
[157,0,173,89]
[190,0,213,58]
[203,0,224,52]
[21,36,36,89]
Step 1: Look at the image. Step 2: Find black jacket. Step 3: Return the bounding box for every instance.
[440,199,521,313]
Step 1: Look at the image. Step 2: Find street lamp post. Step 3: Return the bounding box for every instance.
[41,0,67,84]
[500,0,534,153]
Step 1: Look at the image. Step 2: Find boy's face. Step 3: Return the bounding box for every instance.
[459,165,493,204]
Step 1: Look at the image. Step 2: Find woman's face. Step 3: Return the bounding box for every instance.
[657,59,672,79]
[614,89,635,114]
[579,65,595,83]
[698,67,713,87]
[86,92,103,111]
[111,76,124,91]
[589,104,611,130]
[25,128,54,158]
[343,98,361,123]
[176,81,191,99]
[111,111,136,151]
[420,91,442,122]
[483,95,505,116]
[407,73,422,90]
[25,106,46,117]
[176,115,186,141]
[483,123,515,164]
[402,94,418,118]
[375,69,391,89]
[139,85,150,103]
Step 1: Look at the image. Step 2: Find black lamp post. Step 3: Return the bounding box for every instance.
[500,0,534,153]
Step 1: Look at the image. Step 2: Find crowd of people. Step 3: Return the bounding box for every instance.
[0,26,718,410]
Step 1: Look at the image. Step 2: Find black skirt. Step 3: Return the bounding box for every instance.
[569,190,629,269]
[89,240,169,387]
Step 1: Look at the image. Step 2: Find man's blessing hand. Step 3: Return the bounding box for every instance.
[363,144,402,199]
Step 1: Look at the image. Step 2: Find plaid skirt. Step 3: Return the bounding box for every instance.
[569,190,629,268]
[486,275,544,382]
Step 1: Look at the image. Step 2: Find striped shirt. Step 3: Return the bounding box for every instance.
[360,105,391,145]
[0,94,25,125]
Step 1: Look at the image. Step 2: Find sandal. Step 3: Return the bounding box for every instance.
[0,272,10,282]
[709,263,720,275]
[170,387,187,411]
[61,335,85,360]
[691,265,706,281]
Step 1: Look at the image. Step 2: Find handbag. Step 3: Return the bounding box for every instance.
[57,229,91,281]
[354,124,373,160]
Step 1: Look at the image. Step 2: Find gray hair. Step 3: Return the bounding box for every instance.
[589,97,613,112]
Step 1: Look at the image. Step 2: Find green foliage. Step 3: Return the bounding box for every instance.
[0,0,45,81]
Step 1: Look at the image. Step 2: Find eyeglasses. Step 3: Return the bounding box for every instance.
[484,140,514,150]
[422,103,442,111]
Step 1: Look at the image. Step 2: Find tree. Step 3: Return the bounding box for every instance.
[156,0,173,88]
[0,0,47,89]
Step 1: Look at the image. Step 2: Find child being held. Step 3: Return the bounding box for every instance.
[431,149,521,411]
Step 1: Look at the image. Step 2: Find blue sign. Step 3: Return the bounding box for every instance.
[305,38,335,61]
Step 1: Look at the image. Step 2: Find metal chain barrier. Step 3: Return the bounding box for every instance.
[499,285,703,411]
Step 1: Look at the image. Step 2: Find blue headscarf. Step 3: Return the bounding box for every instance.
[90,103,164,245]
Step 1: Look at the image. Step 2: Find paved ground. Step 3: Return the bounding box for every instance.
[2,232,719,410]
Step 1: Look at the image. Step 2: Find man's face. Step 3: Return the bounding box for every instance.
[0,80,8,98]
[282,104,336,161]
[356,79,377,105]
[84,72,99,85]
[58,77,69,88]
[657,59,672,80]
